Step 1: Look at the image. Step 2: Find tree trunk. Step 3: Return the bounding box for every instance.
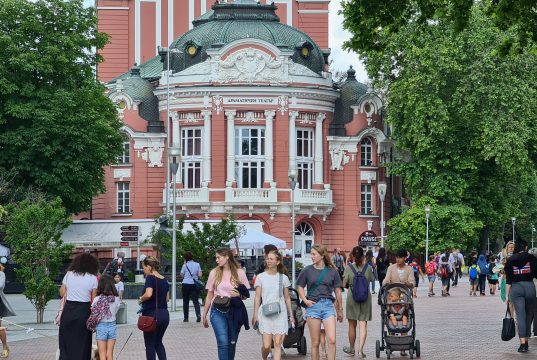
[37,306,44,324]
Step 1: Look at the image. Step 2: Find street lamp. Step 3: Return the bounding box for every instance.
[424,205,431,261]
[168,147,181,312]
[511,217,516,243]
[288,168,297,288]
[377,182,387,247]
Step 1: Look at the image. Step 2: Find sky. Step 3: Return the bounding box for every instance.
[84,0,369,83]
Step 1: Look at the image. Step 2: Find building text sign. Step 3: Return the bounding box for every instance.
[358,231,378,247]
[223,97,277,106]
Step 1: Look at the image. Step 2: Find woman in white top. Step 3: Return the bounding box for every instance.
[58,253,99,360]
[252,250,294,360]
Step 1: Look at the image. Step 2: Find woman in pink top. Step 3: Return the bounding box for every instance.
[202,248,250,360]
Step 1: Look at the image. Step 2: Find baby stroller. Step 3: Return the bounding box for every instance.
[376,283,420,359]
[282,288,307,355]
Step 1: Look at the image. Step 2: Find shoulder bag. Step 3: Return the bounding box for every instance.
[186,263,205,291]
[262,273,283,317]
[501,305,516,341]
[137,276,158,333]
[54,272,69,326]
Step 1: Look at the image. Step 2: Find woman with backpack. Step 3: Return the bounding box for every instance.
[424,255,438,297]
[477,254,489,296]
[341,246,373,358]
[297,245,343,360]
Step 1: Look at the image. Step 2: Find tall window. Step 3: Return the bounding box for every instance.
[181,128,202,188]
[296,128,313,189]
[361,184,372,214]
[117,138,130,164]
[117,182,130,213]
[361,137,373,166]
[235,127,265,188]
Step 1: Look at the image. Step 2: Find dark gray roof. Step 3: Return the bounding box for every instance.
[117,66,164,133]
[330,66,368,136]
[111,56,163,83]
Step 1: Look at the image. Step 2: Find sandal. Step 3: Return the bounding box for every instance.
[342,346,355,356]
[1,347,9,358]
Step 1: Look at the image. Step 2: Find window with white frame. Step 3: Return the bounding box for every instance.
[296,128,314,189]
[361,184,372,214]
[117,137,130,164]
[117,182,130,213]
[181,128,202,188]
[361,137,373,166]
[235,127,265,188]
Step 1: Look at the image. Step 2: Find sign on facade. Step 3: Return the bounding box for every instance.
[223,97,277,106]
[358,231,378,247]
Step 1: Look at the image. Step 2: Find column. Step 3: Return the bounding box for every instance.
[225,110,236,186]
[315,112,326,184]
[288,111,299,172]
[201,110,212,186]
[264,110,275,184]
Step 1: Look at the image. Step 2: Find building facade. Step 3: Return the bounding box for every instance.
[77,0,402,263]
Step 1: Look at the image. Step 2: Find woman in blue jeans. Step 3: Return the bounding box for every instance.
[139,257,170,360]
[202,248,250,360]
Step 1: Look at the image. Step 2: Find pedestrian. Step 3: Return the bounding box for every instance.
[89,275,120,360]
[256,244,278,275]
[58,252,99,360]
[437,254,451,297]
[424,255,438,297]
[468,257,479,296]
[180,251,202,322]
[0,263,15,358]
[251,250,294,360]
[500,241,515,303]
[477,254,489,296]
[139,256,170,360]
[339,250,348,267]
[202,248,251,360]
[504,240,537,353]
[331,248,345,283]
[297,244,343,360]
[529,247,537,337]
[409,257,425,298]
[114,273,124,301]
[487,255,499,295]
[341,246,372,359]
[456,249,465,281]
[365,250,377,295]
[376,248,389,289]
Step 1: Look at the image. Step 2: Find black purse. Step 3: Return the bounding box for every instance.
[501,306,516,341]
[185,263,205,291]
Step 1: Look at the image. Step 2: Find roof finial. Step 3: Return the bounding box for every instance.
[346,65,356,80]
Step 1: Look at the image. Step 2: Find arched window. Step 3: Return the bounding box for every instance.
[117,133,130,164]
[294,222,314,260]
[360,137,373,166]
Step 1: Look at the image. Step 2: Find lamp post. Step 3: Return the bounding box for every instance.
[511,217,516,243]
[424,205,431,261]
[532,224,535,249]
[377,182,387,247]
[168,147,181,312]
[288,168,297,288]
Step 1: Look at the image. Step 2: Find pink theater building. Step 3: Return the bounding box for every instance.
[73,0,403,263]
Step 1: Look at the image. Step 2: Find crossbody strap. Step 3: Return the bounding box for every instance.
[155,276,158,321]
[307,267,328,297]
[185,263,196,279]
[279,273,283,299]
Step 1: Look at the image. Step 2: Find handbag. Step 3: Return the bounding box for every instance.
[213,295,231,311]
[501,306,516,341]
[185,263,205,291]
[138,276,159,333]
[55,272,69,326]
[262,273,283,317]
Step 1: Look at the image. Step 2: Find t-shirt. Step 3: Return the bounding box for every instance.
[181,261,202,285]
[92,295,121,322]
[296,265,341,302]
[332,255,344,270]
[63,271,98,302]
[142,275,170,314]
[115,281,124,294]
[254,272,291,304]
[205,268,250,297]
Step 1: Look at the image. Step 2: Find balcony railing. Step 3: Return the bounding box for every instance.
[225,187,278,203]
[162,187,209,204]
[294,189,333,205]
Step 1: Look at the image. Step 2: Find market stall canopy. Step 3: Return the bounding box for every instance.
[228,228,286,249]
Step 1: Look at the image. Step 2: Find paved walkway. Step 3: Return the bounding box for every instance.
[4,278,537,359]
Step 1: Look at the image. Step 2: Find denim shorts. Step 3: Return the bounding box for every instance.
[96,321,117,341]
[305,298,335,321]
[427,275,436,283]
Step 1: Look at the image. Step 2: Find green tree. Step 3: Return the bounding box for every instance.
[387,197,483,255]
[2,198,73,323]
[0,0,123,214]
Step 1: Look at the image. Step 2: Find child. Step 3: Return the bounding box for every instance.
[409,258,425,298]
[387,288,408,328]
[88,275,120,360]
[114,273,124,301]
[424,255,438,297]
[468,257,480,296]
[487,255,499,295]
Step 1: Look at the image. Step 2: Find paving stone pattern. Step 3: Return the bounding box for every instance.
[6,279,537,359]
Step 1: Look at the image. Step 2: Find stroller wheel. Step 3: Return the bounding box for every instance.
[299,336,307,355]
[375,340,381,358]
[415,340,421,358]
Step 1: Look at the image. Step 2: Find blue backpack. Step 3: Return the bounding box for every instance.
[469,265,478,280]
[349,263,369,303]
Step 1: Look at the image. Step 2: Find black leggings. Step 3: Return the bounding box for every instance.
[478,274,487,294]
[143,309,170,360]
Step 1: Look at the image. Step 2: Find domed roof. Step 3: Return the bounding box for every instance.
[168,1,325,74]
[330,66,369,136]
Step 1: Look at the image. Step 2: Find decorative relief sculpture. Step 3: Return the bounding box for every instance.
[329,147,350,170]
[277,95,288,115]
[242,111,257,123]
[184,113,197,123]
[140,146,164,167]
[215,48,285,83]
[212,95,223,114]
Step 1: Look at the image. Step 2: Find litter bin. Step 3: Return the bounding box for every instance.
[117,302,127,324]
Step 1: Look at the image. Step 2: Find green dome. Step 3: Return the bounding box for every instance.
[168,2,326,74]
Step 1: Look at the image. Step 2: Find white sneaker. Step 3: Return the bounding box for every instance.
[268,351,273,359]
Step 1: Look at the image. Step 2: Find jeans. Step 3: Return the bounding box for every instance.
[143,309,170,360]
[182,283,201,320]
[210,308,237,360]
[371,270,377,292]
[510,281,536,338]
[452,267,461,285]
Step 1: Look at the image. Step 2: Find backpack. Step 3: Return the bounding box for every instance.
[469,265,478,280]
[349,263,369,303]
[439,264,449,279]
[425,262,436,276]
[479,262,489,275]
[411,264,419,276]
